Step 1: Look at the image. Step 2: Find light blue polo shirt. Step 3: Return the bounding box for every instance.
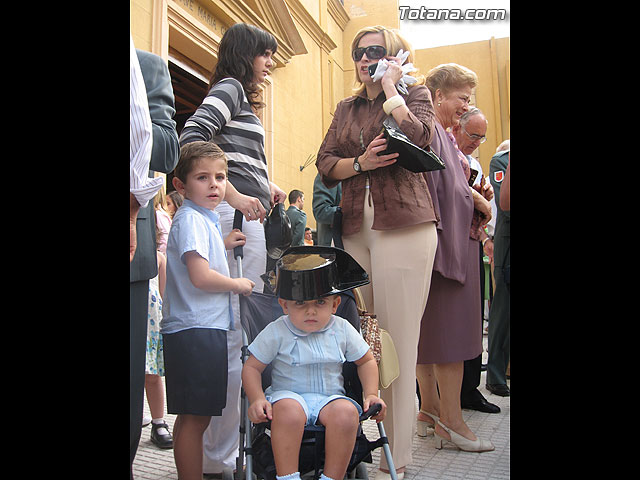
[248,314,370,396]
[161,199,234,334]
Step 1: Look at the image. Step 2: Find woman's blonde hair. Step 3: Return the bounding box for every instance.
[154,185,168,211]
[350,25,425,95]
[424,63,478,100]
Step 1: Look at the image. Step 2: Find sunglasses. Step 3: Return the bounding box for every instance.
[352,45,387,62]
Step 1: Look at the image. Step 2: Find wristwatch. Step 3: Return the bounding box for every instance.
[353,155,362,173]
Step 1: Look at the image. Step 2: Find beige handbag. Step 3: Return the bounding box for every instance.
[354,288,400,389]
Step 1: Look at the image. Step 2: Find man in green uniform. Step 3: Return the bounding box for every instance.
[286,189,307,246]
[312,173,342,246]
[486,148,510,396]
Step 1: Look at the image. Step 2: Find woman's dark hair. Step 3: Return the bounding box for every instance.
[210,23,278,109]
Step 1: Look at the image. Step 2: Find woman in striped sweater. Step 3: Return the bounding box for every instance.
[178,22,286,476]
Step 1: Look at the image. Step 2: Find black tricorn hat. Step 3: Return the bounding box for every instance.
[266,246,370,301]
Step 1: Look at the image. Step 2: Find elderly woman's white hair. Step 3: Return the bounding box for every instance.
[425,63,478,100]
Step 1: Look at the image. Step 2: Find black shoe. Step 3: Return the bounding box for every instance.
[462,395,501,413]
[150,421,173,449]
[486,383,510,397]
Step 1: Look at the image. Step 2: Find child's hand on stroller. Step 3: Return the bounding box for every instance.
[363,395,387,423]
[233,277,255,296]
[224,228,247,250]
[248,399,273,424]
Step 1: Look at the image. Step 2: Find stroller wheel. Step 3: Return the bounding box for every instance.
[222,467,235,480]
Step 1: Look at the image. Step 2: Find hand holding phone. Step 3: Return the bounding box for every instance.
[468,168,478,186]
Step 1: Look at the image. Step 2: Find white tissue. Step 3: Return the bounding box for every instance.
[370,49,417,95]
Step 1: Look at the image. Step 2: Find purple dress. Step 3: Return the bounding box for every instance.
[417,122,482,364]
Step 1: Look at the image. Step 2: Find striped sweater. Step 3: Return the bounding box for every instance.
[179,77,271,209]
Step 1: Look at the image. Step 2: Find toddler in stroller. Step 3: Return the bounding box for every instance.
[241,246,387,480]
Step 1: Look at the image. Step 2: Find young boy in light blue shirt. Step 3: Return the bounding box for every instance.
[161,141,254,480]
[242,247,386,480]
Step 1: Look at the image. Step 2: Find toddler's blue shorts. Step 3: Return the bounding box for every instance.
[266,390,362,426]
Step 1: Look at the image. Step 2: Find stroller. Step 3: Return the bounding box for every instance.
[228,211,398,480]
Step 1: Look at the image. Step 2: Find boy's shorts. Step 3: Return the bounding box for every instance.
[163,328,228,416]
[266,390,362,426]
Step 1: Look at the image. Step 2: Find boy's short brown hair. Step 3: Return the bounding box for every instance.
[174,141,227,182]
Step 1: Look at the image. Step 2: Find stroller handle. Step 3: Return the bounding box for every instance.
[233,209,244,260]
[359,402,382,422]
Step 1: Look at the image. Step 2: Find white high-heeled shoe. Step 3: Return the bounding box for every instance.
[416,410,439,437]
[434,421,494,452]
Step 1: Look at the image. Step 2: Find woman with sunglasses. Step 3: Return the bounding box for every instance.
[316,26,438,480]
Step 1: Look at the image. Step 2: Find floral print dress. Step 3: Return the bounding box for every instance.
[145,274,165,376]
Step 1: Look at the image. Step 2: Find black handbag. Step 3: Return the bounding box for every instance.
[379,116,445,173]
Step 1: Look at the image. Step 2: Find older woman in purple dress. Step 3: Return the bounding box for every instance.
[416,63,494,453]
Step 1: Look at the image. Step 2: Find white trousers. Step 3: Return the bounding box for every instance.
[342,191,437,470]
[202,201,266,473]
